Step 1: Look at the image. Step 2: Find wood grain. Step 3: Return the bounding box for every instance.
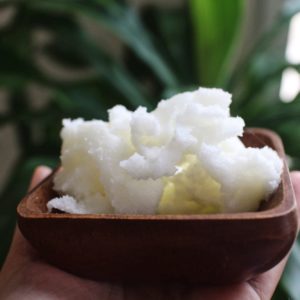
[17,128,299,284]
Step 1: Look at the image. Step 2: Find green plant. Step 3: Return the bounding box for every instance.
[1,0,300,298]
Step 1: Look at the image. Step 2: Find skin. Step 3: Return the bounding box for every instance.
[0,166,299,300]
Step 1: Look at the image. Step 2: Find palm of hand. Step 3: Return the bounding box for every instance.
[1,166,299,300]
[0,235,278,300]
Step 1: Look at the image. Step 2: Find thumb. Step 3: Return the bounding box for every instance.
[2,166,52,270]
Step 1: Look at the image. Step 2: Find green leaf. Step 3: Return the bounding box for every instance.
[27,0,178,88]
[237,95,300,158]
[125,5,197,88]
[81,35,152,109]
[189,0,244,86]
[272,283,292,300]
[281,240,300,300]
[233,60,300,111]
[44,40,91,69]
[276,120,300,158]
[0,76,25,89]
[227,1,300,92]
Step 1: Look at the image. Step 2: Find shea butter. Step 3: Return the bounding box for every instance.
[47,87,283,214]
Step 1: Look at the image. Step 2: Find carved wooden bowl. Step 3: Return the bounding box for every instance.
[17,128,298,284]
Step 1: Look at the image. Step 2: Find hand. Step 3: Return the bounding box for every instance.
[0,167,299,300]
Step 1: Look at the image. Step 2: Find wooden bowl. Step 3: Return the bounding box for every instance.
[17,128,298,284]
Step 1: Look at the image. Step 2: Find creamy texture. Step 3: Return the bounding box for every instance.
[47,87,283,214]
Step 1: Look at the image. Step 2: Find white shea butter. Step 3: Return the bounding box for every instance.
[47,87,283,214]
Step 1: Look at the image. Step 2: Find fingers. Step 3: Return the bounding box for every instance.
[28,165,52,192]
[290,171,300,219]
[2,166,52,270]
[248,255,288,300]
[247,171,300,299]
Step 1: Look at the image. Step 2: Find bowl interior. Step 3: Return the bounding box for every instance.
[18,128,293,220]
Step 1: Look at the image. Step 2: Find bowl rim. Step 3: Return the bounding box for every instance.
[17,128,297,222]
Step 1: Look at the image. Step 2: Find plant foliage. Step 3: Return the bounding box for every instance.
[0,0,300,298]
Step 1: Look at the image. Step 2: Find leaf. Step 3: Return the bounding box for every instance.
[44,40,91,69]
[0,75,26,89]
[59,86,110,120]
[28,7,80,32]
[227,1,300,92]
[0,47,36,85]
[250,94,300,125]
[237,94,300,158]
[131,5,197,86]
[86,46,152,108]
[28,8,91,69]
[281,240,300,300]
[272,283,292,300]
[275,120,300,158]
[189,0,244,86]
[231,60,300,113]
[31,18,152,109]
[27,0,178,88]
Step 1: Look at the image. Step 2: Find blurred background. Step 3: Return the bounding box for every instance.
[1,0,300,298]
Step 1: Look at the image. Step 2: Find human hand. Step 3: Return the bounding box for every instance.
[0,166,299,300]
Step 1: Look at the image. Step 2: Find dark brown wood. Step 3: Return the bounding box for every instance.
[17,128,299,284]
